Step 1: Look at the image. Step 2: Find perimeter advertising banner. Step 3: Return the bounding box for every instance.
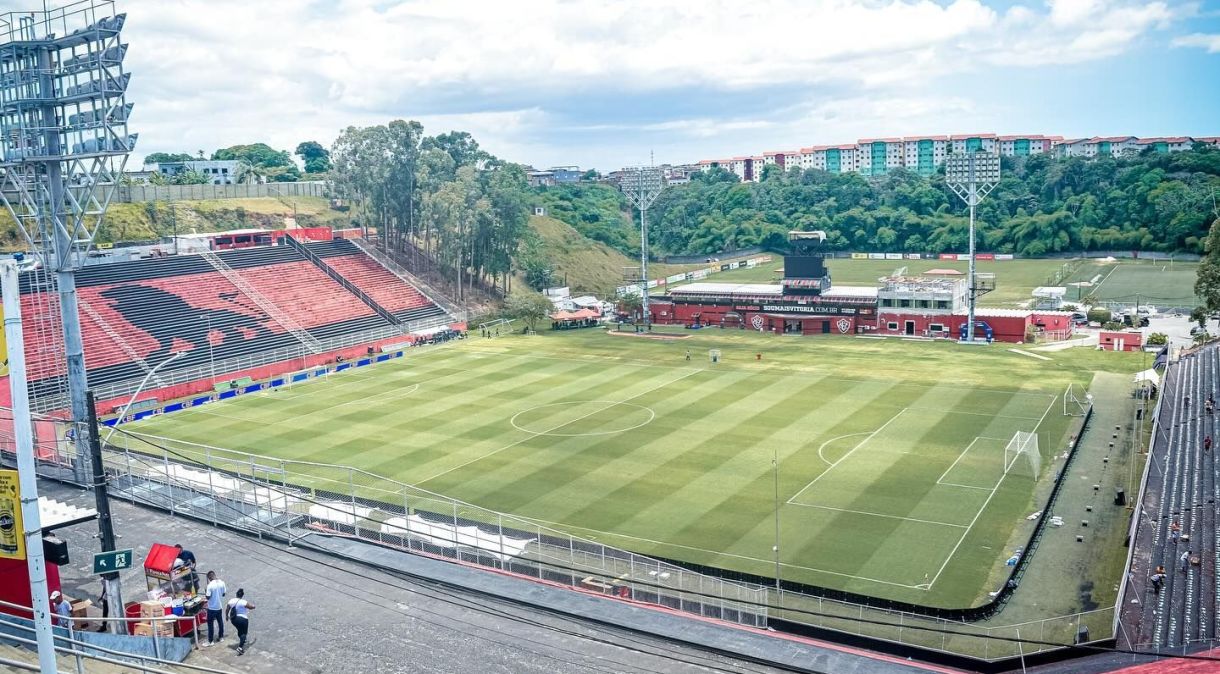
[851,253,868,260]
[0,470,25,560]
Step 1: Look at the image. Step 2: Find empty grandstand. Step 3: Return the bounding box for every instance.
[1128,342,1219,650]
[14,236,462,412]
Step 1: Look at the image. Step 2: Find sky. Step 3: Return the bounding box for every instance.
[106,0,1220,171]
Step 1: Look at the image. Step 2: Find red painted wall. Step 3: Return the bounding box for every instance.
[877,312,1032,342]
[1099,330,1143,352]
[0,556,61,620]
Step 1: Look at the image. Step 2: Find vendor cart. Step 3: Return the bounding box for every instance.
[126,543,204,638]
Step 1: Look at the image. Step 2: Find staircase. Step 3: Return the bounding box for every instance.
[282,235,405,329]
[197,248,324,353]
[350,237,465,321]
[79,297,163,385]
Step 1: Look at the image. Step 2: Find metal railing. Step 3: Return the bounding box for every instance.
[0,597,234,674]
[349,237,467,321]
[98,430,769,630]
[196,248,323,353]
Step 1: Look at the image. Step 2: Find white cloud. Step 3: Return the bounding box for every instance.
[1172,32,1220,52]
[115,0,1191,167]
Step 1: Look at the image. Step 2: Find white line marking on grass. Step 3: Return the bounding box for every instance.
[787,408,907,504]
[938,482,992,491]
[1008,349,1052,361]
[815,432,872,466]
[926,471,1006,590]
[785,503,967,529]
[415,368,704,485]
[517,515,930,590]
[509,401,656,437]
[936,437,985,485]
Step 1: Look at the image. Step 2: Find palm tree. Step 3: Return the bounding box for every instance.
[234,161,265,185]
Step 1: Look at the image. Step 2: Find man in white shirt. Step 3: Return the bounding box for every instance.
[203,571,226,646]
[49,591,71,629]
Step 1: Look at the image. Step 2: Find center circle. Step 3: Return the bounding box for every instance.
[510,400,656,437]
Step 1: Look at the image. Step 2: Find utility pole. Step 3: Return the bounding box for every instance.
[772,446,782,594]
[85,390,125,634]
[2,259,58,673]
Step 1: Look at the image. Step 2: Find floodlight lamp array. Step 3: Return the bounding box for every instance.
[944,152,1001,186]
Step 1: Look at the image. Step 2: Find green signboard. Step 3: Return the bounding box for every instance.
[92,548,134,575]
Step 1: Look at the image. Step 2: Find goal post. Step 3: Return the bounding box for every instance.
[1063,383,1091,417]
[708,349,721,364]
[1004,431,1041,478]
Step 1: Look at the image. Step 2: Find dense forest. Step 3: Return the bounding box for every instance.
[539,147,1220,258]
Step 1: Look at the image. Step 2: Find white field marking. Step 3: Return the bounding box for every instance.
[1008,349,1052,362]
[816,432,872,467]
[503,351,1063,399]
[784,503,967,529]
[517,515,930,590]
[509,401,656,437]
[926,468,1007,590]
[415,368,704,485]
[787,408,907,504]
[1032,393,1058,436]
[902,406,1047,421]
[924,396,1057,589]
[1092,262,1121,292]
[938,482,993,491]
[935,436,1010,486]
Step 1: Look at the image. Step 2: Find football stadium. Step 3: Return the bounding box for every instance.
[0,2,1215,673]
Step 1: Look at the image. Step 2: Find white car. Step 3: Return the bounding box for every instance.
[1136,305,1158,316]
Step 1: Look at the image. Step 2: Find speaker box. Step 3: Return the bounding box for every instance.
[1115,489,1126,506]
[42,535,68,566]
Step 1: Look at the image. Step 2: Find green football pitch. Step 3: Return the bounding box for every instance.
[126,330,1140,608]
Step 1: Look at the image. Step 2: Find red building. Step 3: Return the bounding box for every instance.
[1099,330,1143,352]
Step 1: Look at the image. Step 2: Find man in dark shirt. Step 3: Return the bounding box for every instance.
[175,543,199,593]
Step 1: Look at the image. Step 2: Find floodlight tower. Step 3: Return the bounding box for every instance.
[621,165,664,325]
[0,0,135,480]
[944,152,1000,343]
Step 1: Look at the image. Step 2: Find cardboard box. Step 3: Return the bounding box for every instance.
[132,621,173,637]
[139,600,165,618]
[70,599,92,630]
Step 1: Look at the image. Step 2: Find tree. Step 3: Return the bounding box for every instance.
[1196,220,1220,313]
[144,152,195,165]
[170,170,211,185]
[581,169,599,181]
[1147,332,1169,346]
[295,141,332,174]
[1191,306,1208,330]
[616,290,643,320]
[213,143,294,169]
[505,290,553,331]
[522,256,553,291]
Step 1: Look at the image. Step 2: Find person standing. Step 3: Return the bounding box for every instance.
[227,589,255,655]
[204,571,226,646]
[1170,520,1181,543]
[1181,550,1191,573]
[50,591,71,628]
[174,544,199,594]
[1206,436,1213,452]
[684,349,690,361]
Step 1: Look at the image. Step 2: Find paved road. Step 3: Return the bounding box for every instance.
[41,481,795,674]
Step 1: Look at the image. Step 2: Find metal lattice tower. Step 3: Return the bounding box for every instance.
[0,0,134,479]
[621,165,663,324]
[944,152,999,343]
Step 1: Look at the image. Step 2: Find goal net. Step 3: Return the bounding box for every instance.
[1063,383,1090,416]
[1004,431,1041,478]
[708,349,721,364]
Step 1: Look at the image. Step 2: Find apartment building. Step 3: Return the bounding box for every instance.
[696,132,1210,182]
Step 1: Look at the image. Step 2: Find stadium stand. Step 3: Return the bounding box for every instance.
[17,237,453,408]
[1132,343,1219,649]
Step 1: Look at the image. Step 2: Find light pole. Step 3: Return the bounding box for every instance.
[621,166,664,326]
[945,152,1000,343]
[2,258,58,674]
[772,446,782,593]
[103,351,185,445]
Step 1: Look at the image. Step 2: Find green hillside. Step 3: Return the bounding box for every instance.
[0,196,353,250]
